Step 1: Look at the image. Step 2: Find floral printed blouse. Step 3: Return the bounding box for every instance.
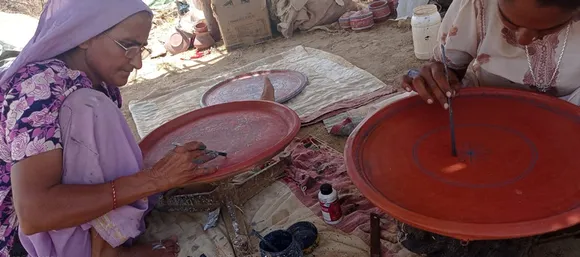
[0,58,121,256]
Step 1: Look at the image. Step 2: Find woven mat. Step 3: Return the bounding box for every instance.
[128,46,392,138]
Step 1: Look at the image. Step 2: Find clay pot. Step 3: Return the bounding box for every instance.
[164,30,191,55]
[350,10,374,31]
[194,31,215,50]
[339,11,356,30]
[194,22,208,33]
[369,1,391,22]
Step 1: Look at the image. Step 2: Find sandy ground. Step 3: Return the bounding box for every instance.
[0,0,44,17]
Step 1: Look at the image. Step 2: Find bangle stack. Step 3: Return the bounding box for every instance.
[111,180,117,210]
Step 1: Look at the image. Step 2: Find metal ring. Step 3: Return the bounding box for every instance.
[152,241,166,250]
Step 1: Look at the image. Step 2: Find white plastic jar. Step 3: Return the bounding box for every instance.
[411,4,442,60]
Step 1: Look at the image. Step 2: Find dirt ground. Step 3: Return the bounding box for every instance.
[0,0,44,17]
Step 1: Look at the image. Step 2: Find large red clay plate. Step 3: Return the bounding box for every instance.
[345,87,580,241]
[140,100,300,183]
[200,70,308,107]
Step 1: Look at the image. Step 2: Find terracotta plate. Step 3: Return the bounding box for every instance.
[200,70,308,107]
[345,88,580,241]
[140,101,300,183]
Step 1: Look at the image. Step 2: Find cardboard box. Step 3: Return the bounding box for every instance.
[212,0,273,50]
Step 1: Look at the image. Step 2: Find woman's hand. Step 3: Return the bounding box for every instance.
[400,61,462,109]
[148,141,218,190]
[13,142,218,235]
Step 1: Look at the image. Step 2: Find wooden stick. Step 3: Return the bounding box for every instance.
[370,213,381,257]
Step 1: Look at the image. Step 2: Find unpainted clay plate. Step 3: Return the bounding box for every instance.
[200,70,308,107]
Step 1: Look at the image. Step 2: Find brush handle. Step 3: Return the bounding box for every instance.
[252,229,280,252]
[440,44,458,157]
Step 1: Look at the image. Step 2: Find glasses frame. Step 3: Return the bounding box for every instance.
[107,35,151,60]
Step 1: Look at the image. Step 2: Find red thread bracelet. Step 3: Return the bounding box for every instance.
[111,181,117,210]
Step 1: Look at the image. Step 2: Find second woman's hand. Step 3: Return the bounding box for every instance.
[400,61,462,109]
[148,141,218,191]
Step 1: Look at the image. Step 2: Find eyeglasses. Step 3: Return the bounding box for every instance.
[107,35,151,60]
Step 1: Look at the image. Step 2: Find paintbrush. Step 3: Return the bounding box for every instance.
[440,44,458,157]
[171,142,228,157]
[212,151,228,157]
[251,229,279,252]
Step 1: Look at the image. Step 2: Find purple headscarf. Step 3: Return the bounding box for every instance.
[0,0,152,87]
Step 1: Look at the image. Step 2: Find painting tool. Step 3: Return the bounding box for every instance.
[211,151,228,157]
[251,229,279,252]
[172,142,227,157]
[440,44,458,157]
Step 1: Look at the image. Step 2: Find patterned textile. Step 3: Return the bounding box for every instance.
[0,58,120,256]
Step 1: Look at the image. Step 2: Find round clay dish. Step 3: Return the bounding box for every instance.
[345,87,580,241]
[140,100,300,183]
[200,70,308,107]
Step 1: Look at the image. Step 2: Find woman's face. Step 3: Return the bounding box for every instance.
[83,12,152,87]
[498,0,577,45]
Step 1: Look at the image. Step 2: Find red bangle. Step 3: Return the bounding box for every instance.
[111,180,117,210]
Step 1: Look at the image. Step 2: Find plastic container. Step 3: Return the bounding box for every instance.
[411,4,441,60]
[339,11,356,30]
[318,183,342,225]
[369,1,391,22]
[350,10,374,31]
[287,221,319,254]
[259,230,303,257]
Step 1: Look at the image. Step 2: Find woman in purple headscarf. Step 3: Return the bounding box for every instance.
[0,0,218,256]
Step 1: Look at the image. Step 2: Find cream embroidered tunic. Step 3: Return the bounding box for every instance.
[433,0,580,105]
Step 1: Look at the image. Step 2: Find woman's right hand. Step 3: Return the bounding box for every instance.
[149,141,218,190]
[401,61,462,109]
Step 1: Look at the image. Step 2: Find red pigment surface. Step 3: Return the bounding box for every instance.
[140,100,300,183]
[346,87,580,240]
